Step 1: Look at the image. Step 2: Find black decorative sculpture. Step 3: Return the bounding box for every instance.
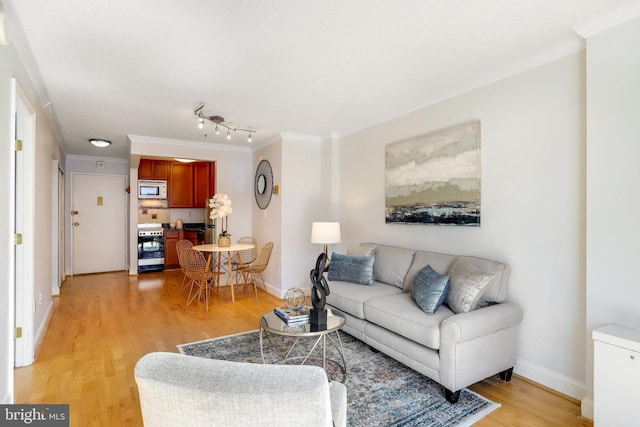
[309,252,331,325]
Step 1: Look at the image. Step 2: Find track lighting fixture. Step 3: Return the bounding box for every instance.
[194,104,255,142]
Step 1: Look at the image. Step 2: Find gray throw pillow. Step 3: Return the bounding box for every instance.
[327,252,375,285]
[411,265,450,315]
[445,257,495,314]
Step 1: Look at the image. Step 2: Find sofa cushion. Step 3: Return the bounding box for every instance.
[368,244,415,289]
[410,266,450,315]
[445,257,495,314]
[347,244,376,257]
[327,252,375,285]
[403,251,457,292]
[326,280,403,319]
[364,293,455,350]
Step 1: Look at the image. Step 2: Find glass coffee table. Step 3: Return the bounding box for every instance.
[259,308,347,378]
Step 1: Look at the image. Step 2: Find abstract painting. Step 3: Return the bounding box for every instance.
[385,121,481,226]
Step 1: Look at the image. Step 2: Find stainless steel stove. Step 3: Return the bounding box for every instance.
[137,223,164,273]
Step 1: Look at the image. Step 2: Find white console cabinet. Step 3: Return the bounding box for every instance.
[593,324,640,427]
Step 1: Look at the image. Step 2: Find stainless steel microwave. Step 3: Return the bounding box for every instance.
[138,180,167,199]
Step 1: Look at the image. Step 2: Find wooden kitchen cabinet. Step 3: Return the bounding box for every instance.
[139,159,169,180]
[168,161,216,208]
[169,162,194,208]
[193,162,211,208]
[183,230,203,246]
[164,229,183,269]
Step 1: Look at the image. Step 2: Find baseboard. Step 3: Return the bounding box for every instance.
[515,358,585,401]
[263,281,281,298]
[34,300,54,359]
[581,397,594,420]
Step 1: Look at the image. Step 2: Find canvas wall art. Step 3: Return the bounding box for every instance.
[385,121,481,226]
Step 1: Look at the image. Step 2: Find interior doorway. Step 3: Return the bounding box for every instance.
[71,173,128,275]
[12,79,35,368]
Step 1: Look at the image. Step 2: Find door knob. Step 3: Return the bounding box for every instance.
[74,222,80,226]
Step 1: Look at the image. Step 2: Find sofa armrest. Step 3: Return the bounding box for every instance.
[441,302,523,344]
[439,302,523,392]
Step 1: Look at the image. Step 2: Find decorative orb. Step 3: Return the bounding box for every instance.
[283,288,306,310]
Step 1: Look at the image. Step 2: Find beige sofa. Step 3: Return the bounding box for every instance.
[326,243,523,403]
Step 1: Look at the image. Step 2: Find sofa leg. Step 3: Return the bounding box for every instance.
[499,367,514,382]
[445,389,460,404]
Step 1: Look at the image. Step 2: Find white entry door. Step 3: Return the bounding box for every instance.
[72,173,128,274]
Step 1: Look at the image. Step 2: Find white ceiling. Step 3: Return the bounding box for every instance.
[3,0,638,159]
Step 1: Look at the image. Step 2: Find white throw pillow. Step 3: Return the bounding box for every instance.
[445,257,495,314]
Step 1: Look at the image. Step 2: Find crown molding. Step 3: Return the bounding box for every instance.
[128,134,250,153]
[66,154,129,164]
[336,38,585,139]
[573,2,640,39]
[280,132,322,143]
[2,0,67,151]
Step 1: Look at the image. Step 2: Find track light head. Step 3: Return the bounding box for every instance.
[193,105,255,142]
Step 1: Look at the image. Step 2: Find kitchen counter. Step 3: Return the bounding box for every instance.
[162,222,206,231]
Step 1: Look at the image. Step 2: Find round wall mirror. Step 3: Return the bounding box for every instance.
[254,159,273,209]
[257,174,267,195]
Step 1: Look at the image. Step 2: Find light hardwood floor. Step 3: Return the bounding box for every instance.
[15,270,592,426]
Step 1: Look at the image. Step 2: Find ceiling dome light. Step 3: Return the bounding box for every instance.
[89,138,111,148]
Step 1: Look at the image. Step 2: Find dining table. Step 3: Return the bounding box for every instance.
[192,243,255,303]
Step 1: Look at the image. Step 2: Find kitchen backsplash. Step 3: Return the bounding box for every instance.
[137,200,206,224]
[138,200,170,224]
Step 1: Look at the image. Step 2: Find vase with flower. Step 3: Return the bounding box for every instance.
[209,193,232,247]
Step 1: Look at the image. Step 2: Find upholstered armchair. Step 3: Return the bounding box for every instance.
[134,352,347,427]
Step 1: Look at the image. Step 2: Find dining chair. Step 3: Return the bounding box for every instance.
[176,239,193,293]
[183,248,217,313]
[245,242,274,303]
[231,236,257,292]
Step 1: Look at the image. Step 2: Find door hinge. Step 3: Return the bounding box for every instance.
[14,327,22,339]
[15,139,23,151]
[14,233,23,245]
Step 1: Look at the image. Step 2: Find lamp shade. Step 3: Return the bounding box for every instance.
[311,222,341,244]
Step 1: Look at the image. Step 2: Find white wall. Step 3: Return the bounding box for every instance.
[0,16,63,402]
[338,52,587,398]
[252,139,283,295]
[584,15,640,417]
[252,134,326,297]
[280,135,324,294]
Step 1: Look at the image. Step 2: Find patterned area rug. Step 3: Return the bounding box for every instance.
[178,330,499,426]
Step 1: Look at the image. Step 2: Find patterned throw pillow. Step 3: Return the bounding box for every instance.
[445,257,495,314]
[410,265,450,315]
[327,252,375,285]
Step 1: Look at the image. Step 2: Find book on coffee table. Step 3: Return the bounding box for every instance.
[274,305,311,324]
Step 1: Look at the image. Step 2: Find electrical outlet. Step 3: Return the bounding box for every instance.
[39,292,42,305]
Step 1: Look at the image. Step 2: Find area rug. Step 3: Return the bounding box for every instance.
[178,330,499,427]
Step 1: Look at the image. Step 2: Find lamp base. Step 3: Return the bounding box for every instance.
[310,308,327,326]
